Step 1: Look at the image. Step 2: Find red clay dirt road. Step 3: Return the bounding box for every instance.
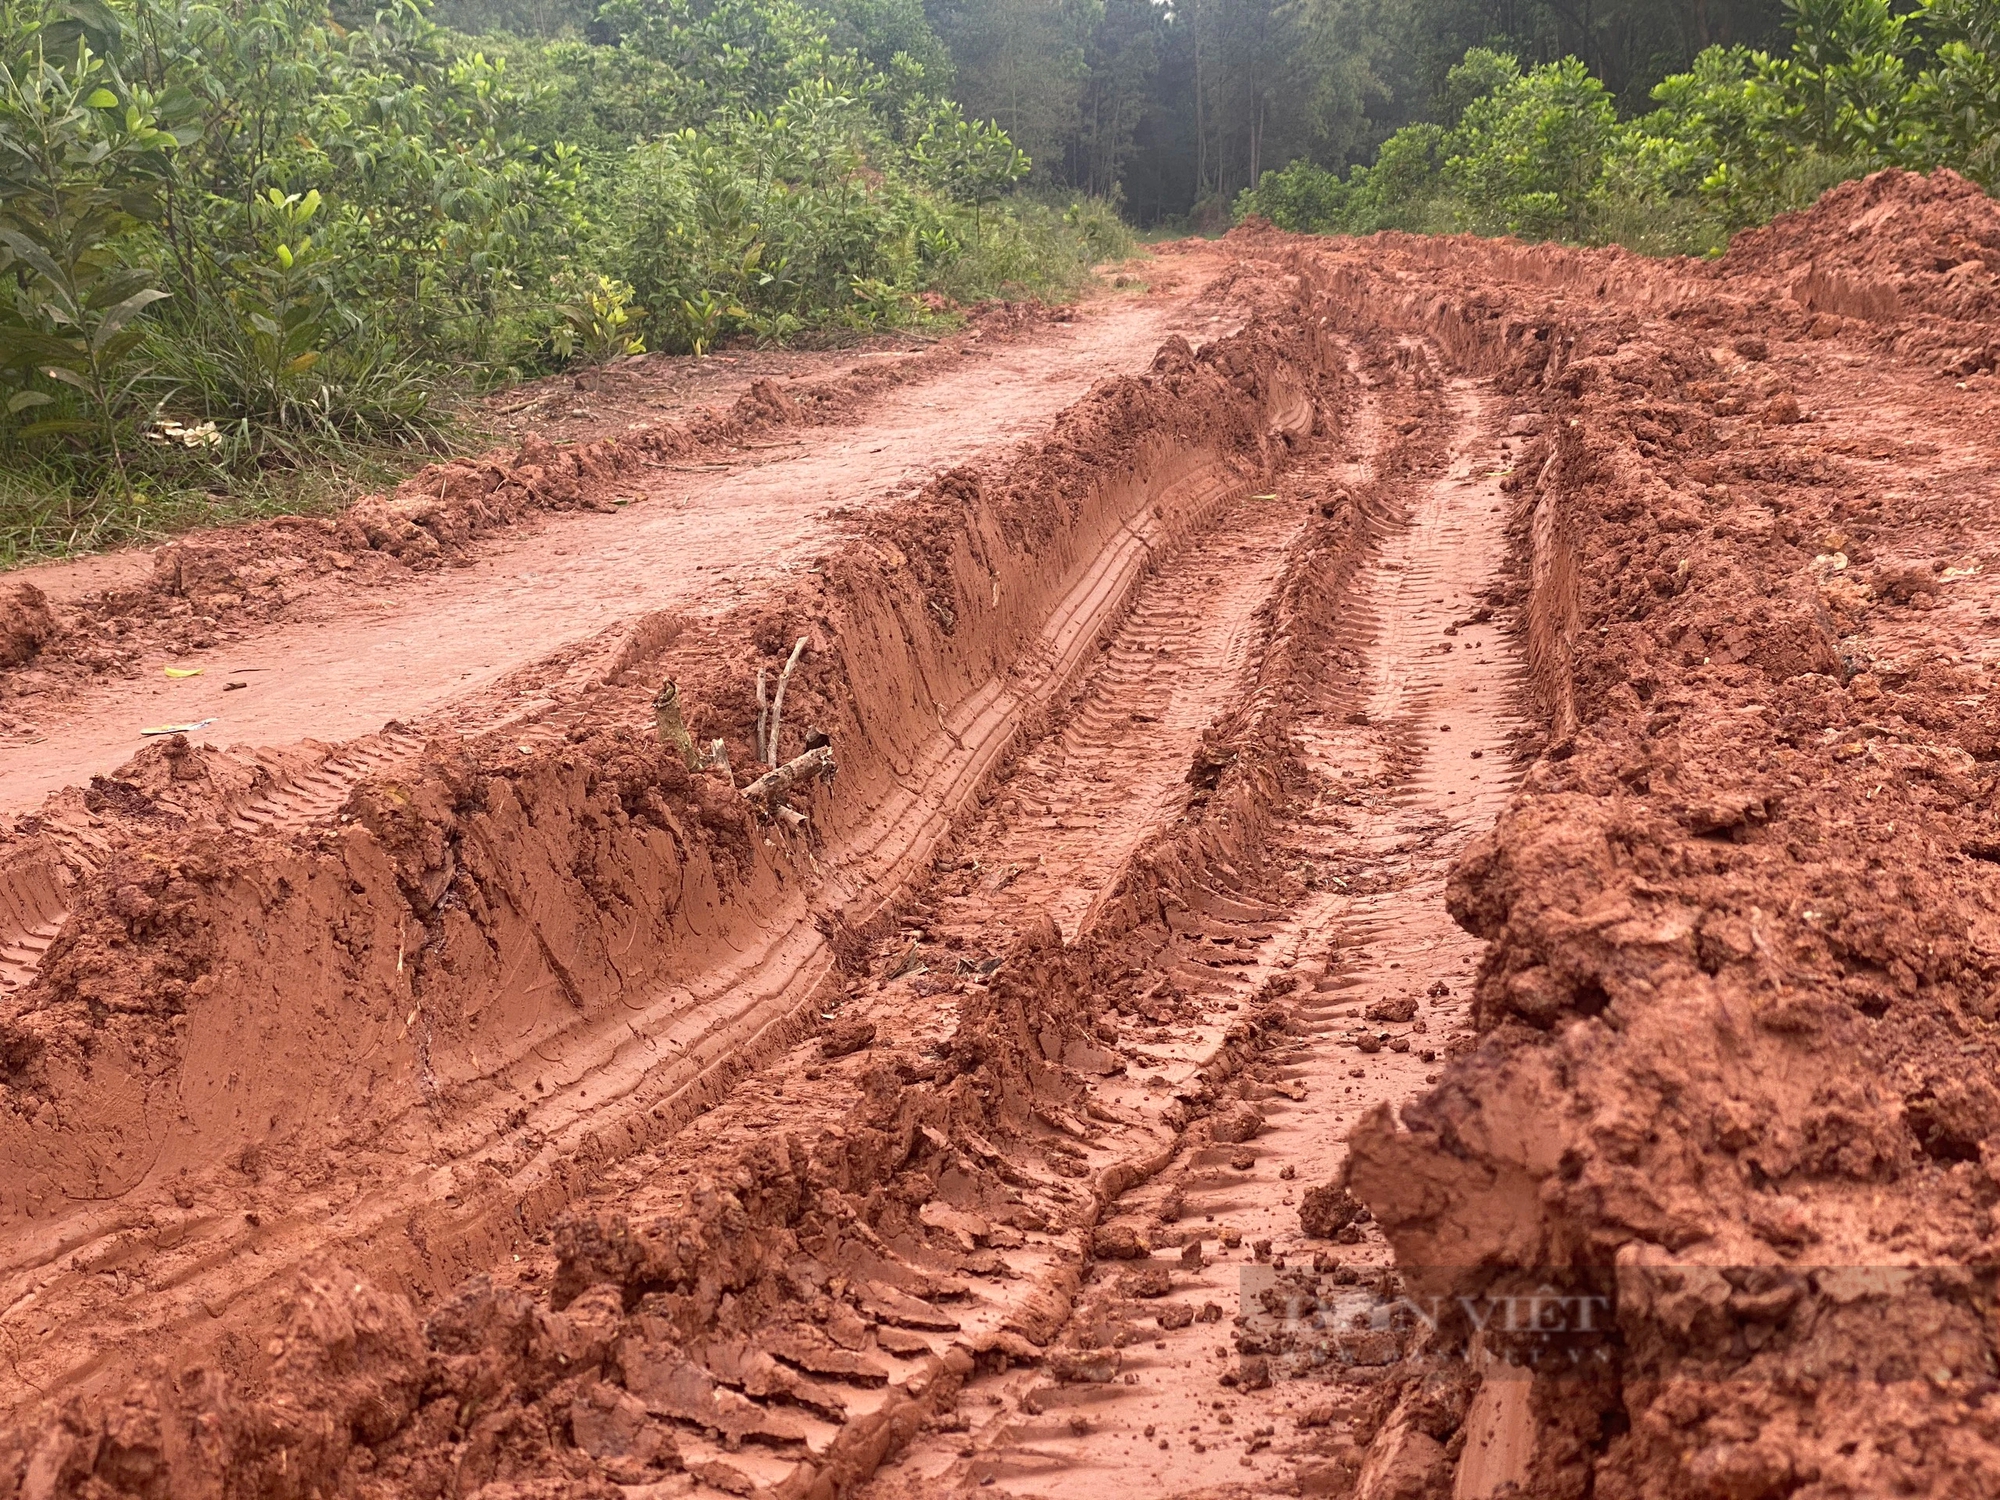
[0,263,1242,816]
[6,170,2000,1500]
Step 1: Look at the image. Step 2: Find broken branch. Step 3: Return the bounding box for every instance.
[652,679,701,771]
[755,666,770,764]
[740,744,835,804]
[767,635,810,767]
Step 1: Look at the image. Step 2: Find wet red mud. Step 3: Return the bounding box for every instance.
[4,172,2000,1500]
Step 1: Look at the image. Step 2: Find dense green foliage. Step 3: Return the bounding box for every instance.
[6,0,1995,562]
[1236,0,2000,249]
[0,0,1130,553]
[872,0,1797,226]
[440,0,1802,231]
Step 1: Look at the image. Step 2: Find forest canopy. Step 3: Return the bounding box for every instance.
[1235,1,2000,247]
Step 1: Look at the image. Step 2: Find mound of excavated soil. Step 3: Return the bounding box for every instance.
[1722,167,2000,326]
[1308,202,2000,1496]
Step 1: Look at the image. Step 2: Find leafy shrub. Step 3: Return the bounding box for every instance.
[1236,0,2000,252]
[1346,124,1449,230]
[0,0,1121,558]
[0,7,179,493]
[935,195,1129,300]
[612,90,946,351]
[1233,157,1347,230]
[1443,56,1617,238]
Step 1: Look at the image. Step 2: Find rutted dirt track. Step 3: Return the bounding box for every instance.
[6,168,2000,1500]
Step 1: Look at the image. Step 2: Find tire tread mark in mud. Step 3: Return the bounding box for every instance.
[933,492,1310,950]
[226,727,428,835]
[872,359,1533,1500]
[0,860,71,999]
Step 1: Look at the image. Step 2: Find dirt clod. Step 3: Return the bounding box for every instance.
[819,1019,877,1057]
[0,583,54,667]
[1299,1182,1365,1240]
[1210,1102,1264,1142]
[1092,1223,1151,1259]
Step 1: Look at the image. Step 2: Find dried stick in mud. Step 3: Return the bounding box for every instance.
[755,665,770,763]
[740,744,834,805]
[767,635,809,767]
[651,678,701,770]
[655,678,738,783]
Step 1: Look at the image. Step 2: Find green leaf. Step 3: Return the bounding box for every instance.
[91,287,169,353]
[85,89,120,109]
[0,230,67,291]
[94,327,147,363]
[42,367,91,391]
[5,391,53,413]
[17,417,95,439]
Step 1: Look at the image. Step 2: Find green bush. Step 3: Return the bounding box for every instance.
[1235,0,2000,252]
[0,0,1124,560]
[1444,56,1617,238]
[1233,157,1348,230]
[612,90,958,351]
[1348,124,1450,230]
[935,195,1132,300]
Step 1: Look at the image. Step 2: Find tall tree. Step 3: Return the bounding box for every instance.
[924,0,1095,176]
[1069,0,1162,197]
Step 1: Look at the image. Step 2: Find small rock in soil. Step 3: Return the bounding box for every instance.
[819,1020,876,1057]
[1300,1182,1366,1240]
[1092,1223,1150,1259]
[1115,1265,1173,1298]
[1212,1102,1265,1142]
[1050,1350,1120,1383]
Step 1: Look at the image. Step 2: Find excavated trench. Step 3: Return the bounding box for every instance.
[9,172,2000,1500]
[865,360,1534,1500]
